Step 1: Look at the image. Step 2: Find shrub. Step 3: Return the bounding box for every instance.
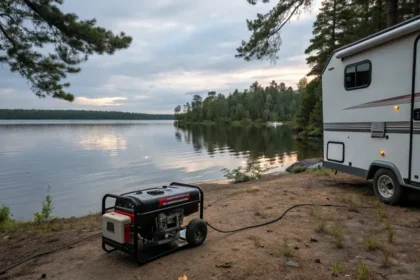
[0,204,12,224]
[222,163,268,183]
[34,195,54,224]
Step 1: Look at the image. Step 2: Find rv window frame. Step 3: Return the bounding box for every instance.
[326,141,345,163]
[344,60,372,91]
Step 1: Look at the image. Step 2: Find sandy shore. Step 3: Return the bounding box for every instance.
[1,171,420,280]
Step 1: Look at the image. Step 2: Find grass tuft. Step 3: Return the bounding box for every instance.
[382,247,392,267]
[385,219,394,243]
[364,234,381,251]
[283,238,293,258]
[316,219,328,234]
[330,224,344,248]
[357,261,369,280]
[331,263,343,276]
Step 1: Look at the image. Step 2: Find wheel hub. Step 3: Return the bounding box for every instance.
[378,175,395,198]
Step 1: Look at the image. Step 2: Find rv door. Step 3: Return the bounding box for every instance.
[411,35,420,183]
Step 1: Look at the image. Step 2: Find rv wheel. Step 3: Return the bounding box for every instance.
[373,168,406,204]
[186,218,207,247]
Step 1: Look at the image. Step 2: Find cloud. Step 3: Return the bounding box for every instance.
[75,97,127,106]
[0,0,320,113]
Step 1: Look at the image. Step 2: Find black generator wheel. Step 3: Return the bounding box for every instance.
[186,218,207,246]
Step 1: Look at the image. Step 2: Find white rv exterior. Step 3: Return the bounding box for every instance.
[322,16,420,203]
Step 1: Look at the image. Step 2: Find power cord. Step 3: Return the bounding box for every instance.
[205,203,373,233]
[0,232,101,276]
[1,203,374,275]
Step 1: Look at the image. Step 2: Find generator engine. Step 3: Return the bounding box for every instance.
[102,182,207,263]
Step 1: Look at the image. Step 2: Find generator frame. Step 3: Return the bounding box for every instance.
[101,182,204,265]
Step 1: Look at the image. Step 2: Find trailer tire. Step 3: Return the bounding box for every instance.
[373,168,406,204]
[186,218,207,247]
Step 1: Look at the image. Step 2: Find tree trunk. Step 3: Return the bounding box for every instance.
[415,0,420,16]
[387,0,398,27]
[332,0,337,47]
[377,0,383,31]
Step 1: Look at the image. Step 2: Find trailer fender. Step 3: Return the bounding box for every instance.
[367,161,405,185]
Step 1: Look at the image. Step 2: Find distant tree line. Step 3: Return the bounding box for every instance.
[0,109,174,120]
[174,81,300,123]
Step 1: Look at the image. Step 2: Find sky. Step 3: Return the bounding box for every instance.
[0,0,321,114]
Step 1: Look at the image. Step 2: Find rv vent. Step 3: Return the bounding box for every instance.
[371,122,386,138]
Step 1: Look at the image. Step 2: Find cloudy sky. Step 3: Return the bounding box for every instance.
[0,0,321,114]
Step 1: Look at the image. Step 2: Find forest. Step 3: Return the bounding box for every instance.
[176,0,420,138]
[0,109,174,120]
[174,81,302,124]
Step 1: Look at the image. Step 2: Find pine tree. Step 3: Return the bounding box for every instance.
[0,0,132,101]
[305,0,353,76]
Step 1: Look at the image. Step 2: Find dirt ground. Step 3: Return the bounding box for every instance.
[2,171,420,280]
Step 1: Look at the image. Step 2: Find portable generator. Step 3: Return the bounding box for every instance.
[101,182,207,264]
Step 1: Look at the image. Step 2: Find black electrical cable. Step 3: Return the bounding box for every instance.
[1,203,374,275]
[205,203,373,234]
[0,232,101,276]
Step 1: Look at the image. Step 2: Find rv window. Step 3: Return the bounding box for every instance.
[344,61,371,90]
[345,66,356,88]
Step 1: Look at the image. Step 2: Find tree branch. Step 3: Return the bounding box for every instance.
[268,1,304,39]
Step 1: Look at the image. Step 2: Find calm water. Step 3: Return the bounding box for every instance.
[0,120,322,220]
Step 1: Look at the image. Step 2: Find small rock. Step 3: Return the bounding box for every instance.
[305,244,310,248]
[3,235,9,240]
[223,204,228,207]
[260,245,264,248]
[286,260,299,268]
[270,253,274,256]
[327,197,330,200]
[294,246,299,250]
[216,262,232,268]
[208,204,212,207]
[313,258,321,263]
[41,273,46,279]
[266,230,273,233]
[310,238,318,242]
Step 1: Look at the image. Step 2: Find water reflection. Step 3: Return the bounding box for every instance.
[174,123,323,167]
[78,134,127,156]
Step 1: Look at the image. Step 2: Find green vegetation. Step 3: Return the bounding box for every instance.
[0,1,131,101]
[175,81,300,124]
[364,234,381,251]
[222,162,268,183]
[34,195,54,224]
[357,261,369,280]
[0,109,174,120]
[382,247,392,267]
[330,224,344,248]
[236,0,420,138]
[331,263,344,276]
[0,205,12,225]
[316,219,327,234]
[283,238,293,258]
[385,219,394,243]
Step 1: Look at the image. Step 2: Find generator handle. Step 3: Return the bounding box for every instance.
[102,194,138,215]
[169,182,204,219]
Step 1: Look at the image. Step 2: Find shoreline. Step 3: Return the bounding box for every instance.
[2,172,420,279]
[0,172,420,280]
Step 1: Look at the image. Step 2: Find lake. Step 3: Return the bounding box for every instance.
[0,120,322,220]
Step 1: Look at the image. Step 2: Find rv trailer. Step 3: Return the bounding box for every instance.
[322,16,420,204]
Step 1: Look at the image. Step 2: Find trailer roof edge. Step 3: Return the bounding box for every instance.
[321,16,420,76]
